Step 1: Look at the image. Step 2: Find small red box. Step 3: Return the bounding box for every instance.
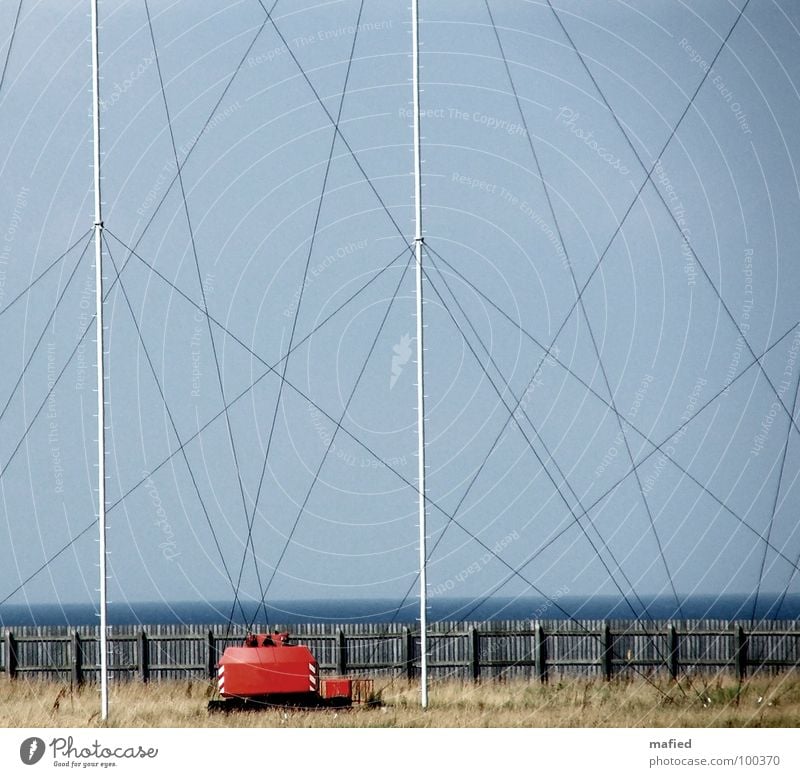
[321,678,352,700]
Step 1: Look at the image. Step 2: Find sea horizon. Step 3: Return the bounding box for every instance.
[1,594,798,627]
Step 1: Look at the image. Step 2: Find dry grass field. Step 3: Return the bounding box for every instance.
[2,673,800,728]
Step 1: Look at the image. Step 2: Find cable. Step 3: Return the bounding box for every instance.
[254,0,680,590]
[363,317,800,692]
[239,13,728,647]
[0,317,94,488]
[418,254,696,697]
[251,5,682,648]
[254,254,415,622]
[4,4,788,696]
[145,0,263,617]
[751,363,800,622]
[4,286,797,687]
[240,0,367,629]
[153,0,797,643]
[419,320,800,605]
[255,0,785,611]
[0,0,23,103]
[0,233,92,428]
[0,521,97,607]
[376,478,678,702]
[106,228,408,381]
[0,229,92,320]
[110,233,681,691]
[102,3,276,304]
[0,239,406,605]
[423,249,660,622]
[485,0,681,616]
[426,243,800,580]
[256,0,409,243]
[543,2,797,447]
[543,0,800,624]
[103,235,248,624]
[548,0,795,623]
[545,0,799,435]
[254,0,758,486]
[103,228,414,508]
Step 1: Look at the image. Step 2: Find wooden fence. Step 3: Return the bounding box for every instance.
[2,620,799,684]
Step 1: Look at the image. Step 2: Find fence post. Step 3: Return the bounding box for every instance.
[534,621,547,683]
[601,621,613,681]
[4,631,17,679]
[469,627,480,681]
[668,622,679,680]
[71,631,83,686]
[336,629,347,676]
[137,630,150,683]
[402,627,415,681]
[207,629,216,680]
[735,624,748,680]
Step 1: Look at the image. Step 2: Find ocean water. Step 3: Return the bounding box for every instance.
[1,594,798,627]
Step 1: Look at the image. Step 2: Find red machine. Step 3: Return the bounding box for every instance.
[208,632,374,711]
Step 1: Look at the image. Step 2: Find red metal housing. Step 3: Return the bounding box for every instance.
[217,633,318,698]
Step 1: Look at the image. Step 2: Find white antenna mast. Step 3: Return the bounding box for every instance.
[90,0,109,721]
[411,0,428,709]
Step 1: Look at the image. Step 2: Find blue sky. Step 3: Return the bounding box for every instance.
[0,0,799,620]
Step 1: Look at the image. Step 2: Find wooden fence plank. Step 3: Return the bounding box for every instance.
[601,621,612,680]
[71,631,82,686]
[5,631,17,679]
[138,631,149,683]
[534,622,547,683]
[206,630,216,680]
[735,623,748,680]
[469,627,480,681]
[336,629,347,676]
[668,622,678,680]
[402,627,414,680]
